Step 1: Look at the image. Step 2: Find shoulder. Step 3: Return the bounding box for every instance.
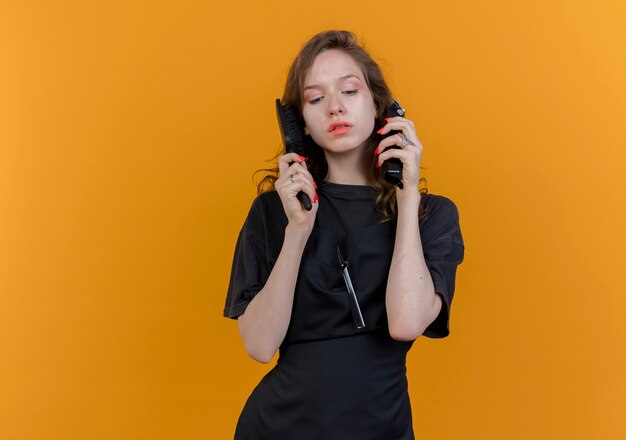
[249,190,283,217]
[244,190,286,232]
[419,193,462,244]
[420,193,460,221]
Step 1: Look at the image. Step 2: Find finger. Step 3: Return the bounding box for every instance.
[278,153,306,175]
[396,132,417,148]
[376,148,412,168]
[282,164,315,198]
[375,135,421,157]
[288,173,317,203]
[385,116,415,129]
[287,165,316,194]
[375,134,410,155]
[278,153,306,177]
[301,176,317,203]
[377,124,413,138]
[377,118,416,137]
[287,161,315,183]
[283,163,314,189]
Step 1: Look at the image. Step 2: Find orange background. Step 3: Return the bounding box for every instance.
[1,1,625,439]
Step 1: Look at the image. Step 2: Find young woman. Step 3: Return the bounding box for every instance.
[223,30,464,440]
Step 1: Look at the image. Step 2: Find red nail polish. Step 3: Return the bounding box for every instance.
[376,128,384,134]
[385,117,392,121]
[314,193,319,203]
[298,155,306,161]
[375,161,381,168]
[313,181,317,189]
[373,147,379,155]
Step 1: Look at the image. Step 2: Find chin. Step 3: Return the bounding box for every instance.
[325,136,371,152]
[324,144,361,155]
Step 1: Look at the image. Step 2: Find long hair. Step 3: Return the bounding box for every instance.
[255,30,428,222]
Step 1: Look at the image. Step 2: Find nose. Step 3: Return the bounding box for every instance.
[327,94,344,118]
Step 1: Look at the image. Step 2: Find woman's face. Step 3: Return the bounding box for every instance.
[301,49,377,155]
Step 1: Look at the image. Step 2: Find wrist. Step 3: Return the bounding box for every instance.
[285,223,312,242]
[395,185,421,202]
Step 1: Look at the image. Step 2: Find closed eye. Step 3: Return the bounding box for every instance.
[307,90,357,105]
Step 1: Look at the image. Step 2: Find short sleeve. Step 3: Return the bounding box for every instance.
[223,198,270,320]
[420,196,465,338]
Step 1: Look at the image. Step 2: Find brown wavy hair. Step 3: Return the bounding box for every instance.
[255,30,428,222]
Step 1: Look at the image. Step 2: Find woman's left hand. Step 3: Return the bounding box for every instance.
[374,116,423,190]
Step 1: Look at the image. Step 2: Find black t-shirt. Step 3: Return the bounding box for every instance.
[223,182,464,341]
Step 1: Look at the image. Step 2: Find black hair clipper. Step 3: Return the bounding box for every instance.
[381,99,406,189]
[275,98,312,211]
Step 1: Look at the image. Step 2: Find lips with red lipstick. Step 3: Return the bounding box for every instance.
[327,121,353,136]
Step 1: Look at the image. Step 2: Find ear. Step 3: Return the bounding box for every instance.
[304,126,310,135]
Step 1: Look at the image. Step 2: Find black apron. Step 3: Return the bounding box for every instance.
[234,221,415,440]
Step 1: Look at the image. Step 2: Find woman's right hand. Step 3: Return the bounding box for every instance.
[276,153,319,232]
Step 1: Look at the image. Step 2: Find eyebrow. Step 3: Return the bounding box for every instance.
[303,74,362,92]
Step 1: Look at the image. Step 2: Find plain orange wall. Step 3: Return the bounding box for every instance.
[1,1,625,439]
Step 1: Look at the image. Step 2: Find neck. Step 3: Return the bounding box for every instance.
[323,148,371,185]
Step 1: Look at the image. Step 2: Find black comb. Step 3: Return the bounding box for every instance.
[275,99,312,211]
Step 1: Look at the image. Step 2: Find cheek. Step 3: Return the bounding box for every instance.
[302,107,317,126]
[361,104,377,135]
[360,94,377,128]
[303,115,329,146]
[302,111,323,135]
[364,112,376,134]
[308,128,326,146]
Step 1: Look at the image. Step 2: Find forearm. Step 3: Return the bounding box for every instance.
[237,225,309,363]
[386,189,441,340]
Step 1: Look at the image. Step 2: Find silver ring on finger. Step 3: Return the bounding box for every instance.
[399,133,415,148]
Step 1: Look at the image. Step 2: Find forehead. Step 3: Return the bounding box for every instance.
[304,49,364,86]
